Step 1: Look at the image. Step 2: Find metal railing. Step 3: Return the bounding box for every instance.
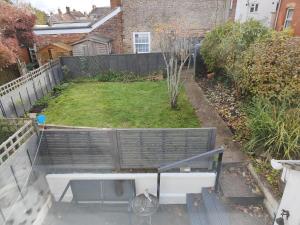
[156,147,224,199]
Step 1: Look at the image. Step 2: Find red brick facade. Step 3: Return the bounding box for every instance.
[275,0,300,36]
[228,0,237,21]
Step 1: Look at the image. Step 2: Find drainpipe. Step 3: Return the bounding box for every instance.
[274,0,282,29]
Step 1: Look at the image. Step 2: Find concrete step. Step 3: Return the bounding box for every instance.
[220,165,264,205]
[186,193,210,225]
[202,188,230,225]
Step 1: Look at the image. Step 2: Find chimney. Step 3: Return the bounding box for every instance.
[110,0,122,8]
[92,5,96,9]
[66,6,71,14]
[58,8,62,15]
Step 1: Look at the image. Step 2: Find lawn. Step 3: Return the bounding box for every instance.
[43,81,200,128]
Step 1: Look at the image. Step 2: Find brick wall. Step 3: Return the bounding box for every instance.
[91,12,123,53]
[122,0,231,53]
[36,34,86,48]
[275,0,300,36]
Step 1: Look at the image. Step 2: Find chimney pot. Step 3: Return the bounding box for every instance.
[66,6,70,14]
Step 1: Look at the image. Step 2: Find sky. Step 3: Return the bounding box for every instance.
[18,0,110,13]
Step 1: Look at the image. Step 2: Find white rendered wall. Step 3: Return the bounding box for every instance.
[235,0,278,27]
[274,169,300,225]
[46,172,216,204]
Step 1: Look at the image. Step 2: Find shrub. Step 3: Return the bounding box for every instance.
[201,20,270,77]
[235,32,300,104]
[245,98,300,159]
[95,71,142,82]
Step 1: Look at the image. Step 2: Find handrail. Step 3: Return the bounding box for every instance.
[158,147,224,172]
[156,147,224,199]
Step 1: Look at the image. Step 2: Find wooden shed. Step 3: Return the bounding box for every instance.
[37,42,72,65]
[71,35,112,56]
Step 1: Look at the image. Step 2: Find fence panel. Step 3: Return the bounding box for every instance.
[61,53,164,77]
[0,61,63,118]
[38,128,216,172]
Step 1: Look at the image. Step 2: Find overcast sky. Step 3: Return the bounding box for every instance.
[18,0,110,13]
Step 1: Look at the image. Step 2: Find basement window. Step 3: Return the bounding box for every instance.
[133,32,151,53]
[249,3,259,13]
[284,8,294,28]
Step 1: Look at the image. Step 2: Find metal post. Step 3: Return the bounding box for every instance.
[214,152,223,193]
[10,166,24,199]
[157,172,161,200]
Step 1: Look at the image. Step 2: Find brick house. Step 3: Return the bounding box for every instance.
[120,0,231,53]
[274,0,300,36]
[34,2,123,62]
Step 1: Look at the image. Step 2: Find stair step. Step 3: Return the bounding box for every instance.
[186,193,209,225]
[202,188,230,225]
[220,166,264,205]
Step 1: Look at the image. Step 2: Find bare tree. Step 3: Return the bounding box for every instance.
[158,26,193,109]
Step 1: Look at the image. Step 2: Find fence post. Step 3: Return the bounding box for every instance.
[10,165,24,199]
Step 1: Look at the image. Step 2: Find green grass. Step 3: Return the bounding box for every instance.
[43,81,200,128]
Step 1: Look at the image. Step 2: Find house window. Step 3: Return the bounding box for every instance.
[284,8,294,28]
[133,32,150,53]
[249,3,259,13]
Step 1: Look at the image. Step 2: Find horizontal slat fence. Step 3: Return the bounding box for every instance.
[60,53,164,78]
[0,60,64,118]
[38,128,216,172]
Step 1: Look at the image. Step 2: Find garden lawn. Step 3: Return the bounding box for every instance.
[43,81,200,128]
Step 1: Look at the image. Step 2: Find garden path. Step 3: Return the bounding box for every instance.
[183,69,246,164]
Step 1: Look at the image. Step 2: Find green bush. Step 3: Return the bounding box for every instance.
[235,32,300,104]
[245,98,300,159]
[201,20,269,77]
[0,120,17,144]
[95,71,142,82]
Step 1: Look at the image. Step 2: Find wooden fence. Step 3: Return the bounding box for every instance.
[38,128,216,172]
[0,60,64,118]
[60,53,165,78]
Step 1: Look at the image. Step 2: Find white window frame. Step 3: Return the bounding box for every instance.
[133,32,151,53]
[249,2,259,13]
[284,8,294,28]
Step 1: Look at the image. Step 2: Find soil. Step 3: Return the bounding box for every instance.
[196,77,283,200]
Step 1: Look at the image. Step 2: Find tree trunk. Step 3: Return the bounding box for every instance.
[170,95,178,109]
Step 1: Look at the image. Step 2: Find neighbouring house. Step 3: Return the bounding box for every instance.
[274,0,300,36]
[37,42,72,65]
[34,1,122,64]
[89,5,112,20]
[121,0,232,53]
[72,35,112,56]
[48,7,89,25]
[234,0,279,27]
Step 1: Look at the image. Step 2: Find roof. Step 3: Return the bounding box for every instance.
[71,35,112,45]
[89,7,112,17]
[38,42,73,52]
[34,7,121,35]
